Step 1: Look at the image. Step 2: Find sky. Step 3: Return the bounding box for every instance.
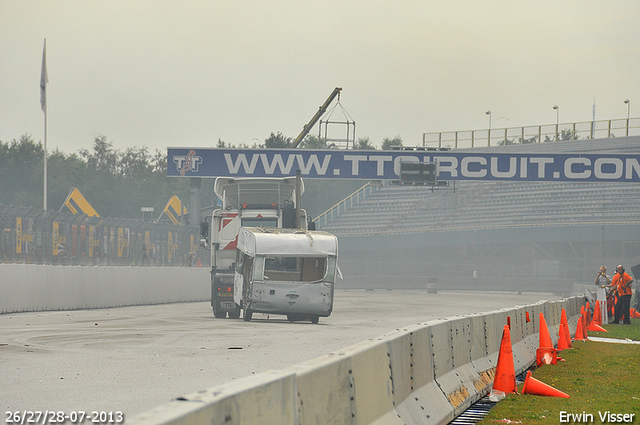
[1,1,639,155]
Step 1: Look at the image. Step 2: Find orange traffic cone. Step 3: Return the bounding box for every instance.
[521,371,570,398]
[526,311,530,323]
[564,323,573,348]
[563,323,573,348]
[592,301,602,326]
[585,302,591,325]
[631,308,640,319]
[198,258,202,267]
[557,323,571,351]
[536,347,557,366]
[574,317,587,341]
[587,322,607,332]
[560,310,572,348]
[492,325,517,394]
[584,314,589,337]
[580,306,589,338]
[538,313,553,349]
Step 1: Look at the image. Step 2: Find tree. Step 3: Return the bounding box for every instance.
[544,128,579,142]
[47,149,88,210]
[79,135,118,175]
[560,129,579,141]
[75,135,192,218]
[0,134,45,208]
[353,137,376,150]
[381,136,403,150]
[264,132,291,148]
[297,134,327,149]
[78,136,122,216]
[0,133,209,218]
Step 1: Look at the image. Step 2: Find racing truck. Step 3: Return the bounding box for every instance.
[201,176,311,318]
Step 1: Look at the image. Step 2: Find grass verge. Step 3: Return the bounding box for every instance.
[588,318,640,341]
[479,318,640,424]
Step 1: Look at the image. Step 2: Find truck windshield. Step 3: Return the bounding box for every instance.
[263,256,327,282]
[242,217,278,228]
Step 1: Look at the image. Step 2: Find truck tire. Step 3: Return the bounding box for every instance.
[243,309,253,322]
[228,306,241,319]
[310,315,319,324]
[213,304,226,319]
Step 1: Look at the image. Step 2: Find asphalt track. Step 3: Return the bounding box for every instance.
[1,289,562,418]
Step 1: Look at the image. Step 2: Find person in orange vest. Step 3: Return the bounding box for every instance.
[604,265,634,324]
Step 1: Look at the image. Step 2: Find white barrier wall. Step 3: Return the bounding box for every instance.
[0,265,210,313]
[129,297,584,425]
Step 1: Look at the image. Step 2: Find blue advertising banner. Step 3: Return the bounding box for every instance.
[167,148,640,183]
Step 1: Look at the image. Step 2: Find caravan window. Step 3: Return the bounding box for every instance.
[235,252,254,277]
[263,256,327,282]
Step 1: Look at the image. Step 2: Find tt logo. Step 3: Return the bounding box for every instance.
[173,150,202,176]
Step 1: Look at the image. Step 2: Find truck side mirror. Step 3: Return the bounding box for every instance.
[200,221,210,249]
[200,221,209,238]
[307,216,316,231]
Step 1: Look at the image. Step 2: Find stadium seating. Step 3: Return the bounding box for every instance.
[319,138,640,236]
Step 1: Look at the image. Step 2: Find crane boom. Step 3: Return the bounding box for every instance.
[291,87,342,148]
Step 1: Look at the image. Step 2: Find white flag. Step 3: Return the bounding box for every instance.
[40,40,48,112]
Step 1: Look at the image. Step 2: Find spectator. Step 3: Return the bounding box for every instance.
[604,265,634,324]
[595,266,611,324]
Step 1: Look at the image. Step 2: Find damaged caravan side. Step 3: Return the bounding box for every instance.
[233,227,338,323]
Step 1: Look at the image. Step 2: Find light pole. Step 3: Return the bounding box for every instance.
[553,105,559,140]
[624,99,630,137]
[486,110,491,146]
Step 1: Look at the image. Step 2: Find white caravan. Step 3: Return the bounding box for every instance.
[234,227,338,323]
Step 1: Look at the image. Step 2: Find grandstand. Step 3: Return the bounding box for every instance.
[318,136,640,236]
[320,180,640,236]
[317,136,640,292]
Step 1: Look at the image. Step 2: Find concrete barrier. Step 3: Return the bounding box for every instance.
[128,297,584,425]
[288,353,356,424]
[340,339,397,424]
[0,264,210,313]
[131,370,297,425]
[467,313,497,397]
[431,317,483,417]
[393,324,454,425]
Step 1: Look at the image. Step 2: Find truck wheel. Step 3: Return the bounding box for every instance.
[310,315,319,324]
[228,306,241,319]
[243,309,253,322]
[213,305,226,319]
[287,314,303,322]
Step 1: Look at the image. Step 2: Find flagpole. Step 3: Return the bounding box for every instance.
[44,81,47,211]
[41,39,48,211]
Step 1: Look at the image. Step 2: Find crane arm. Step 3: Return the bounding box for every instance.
[291,87,342,148]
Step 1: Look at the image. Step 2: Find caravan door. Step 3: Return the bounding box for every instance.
[233,250,255,309]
